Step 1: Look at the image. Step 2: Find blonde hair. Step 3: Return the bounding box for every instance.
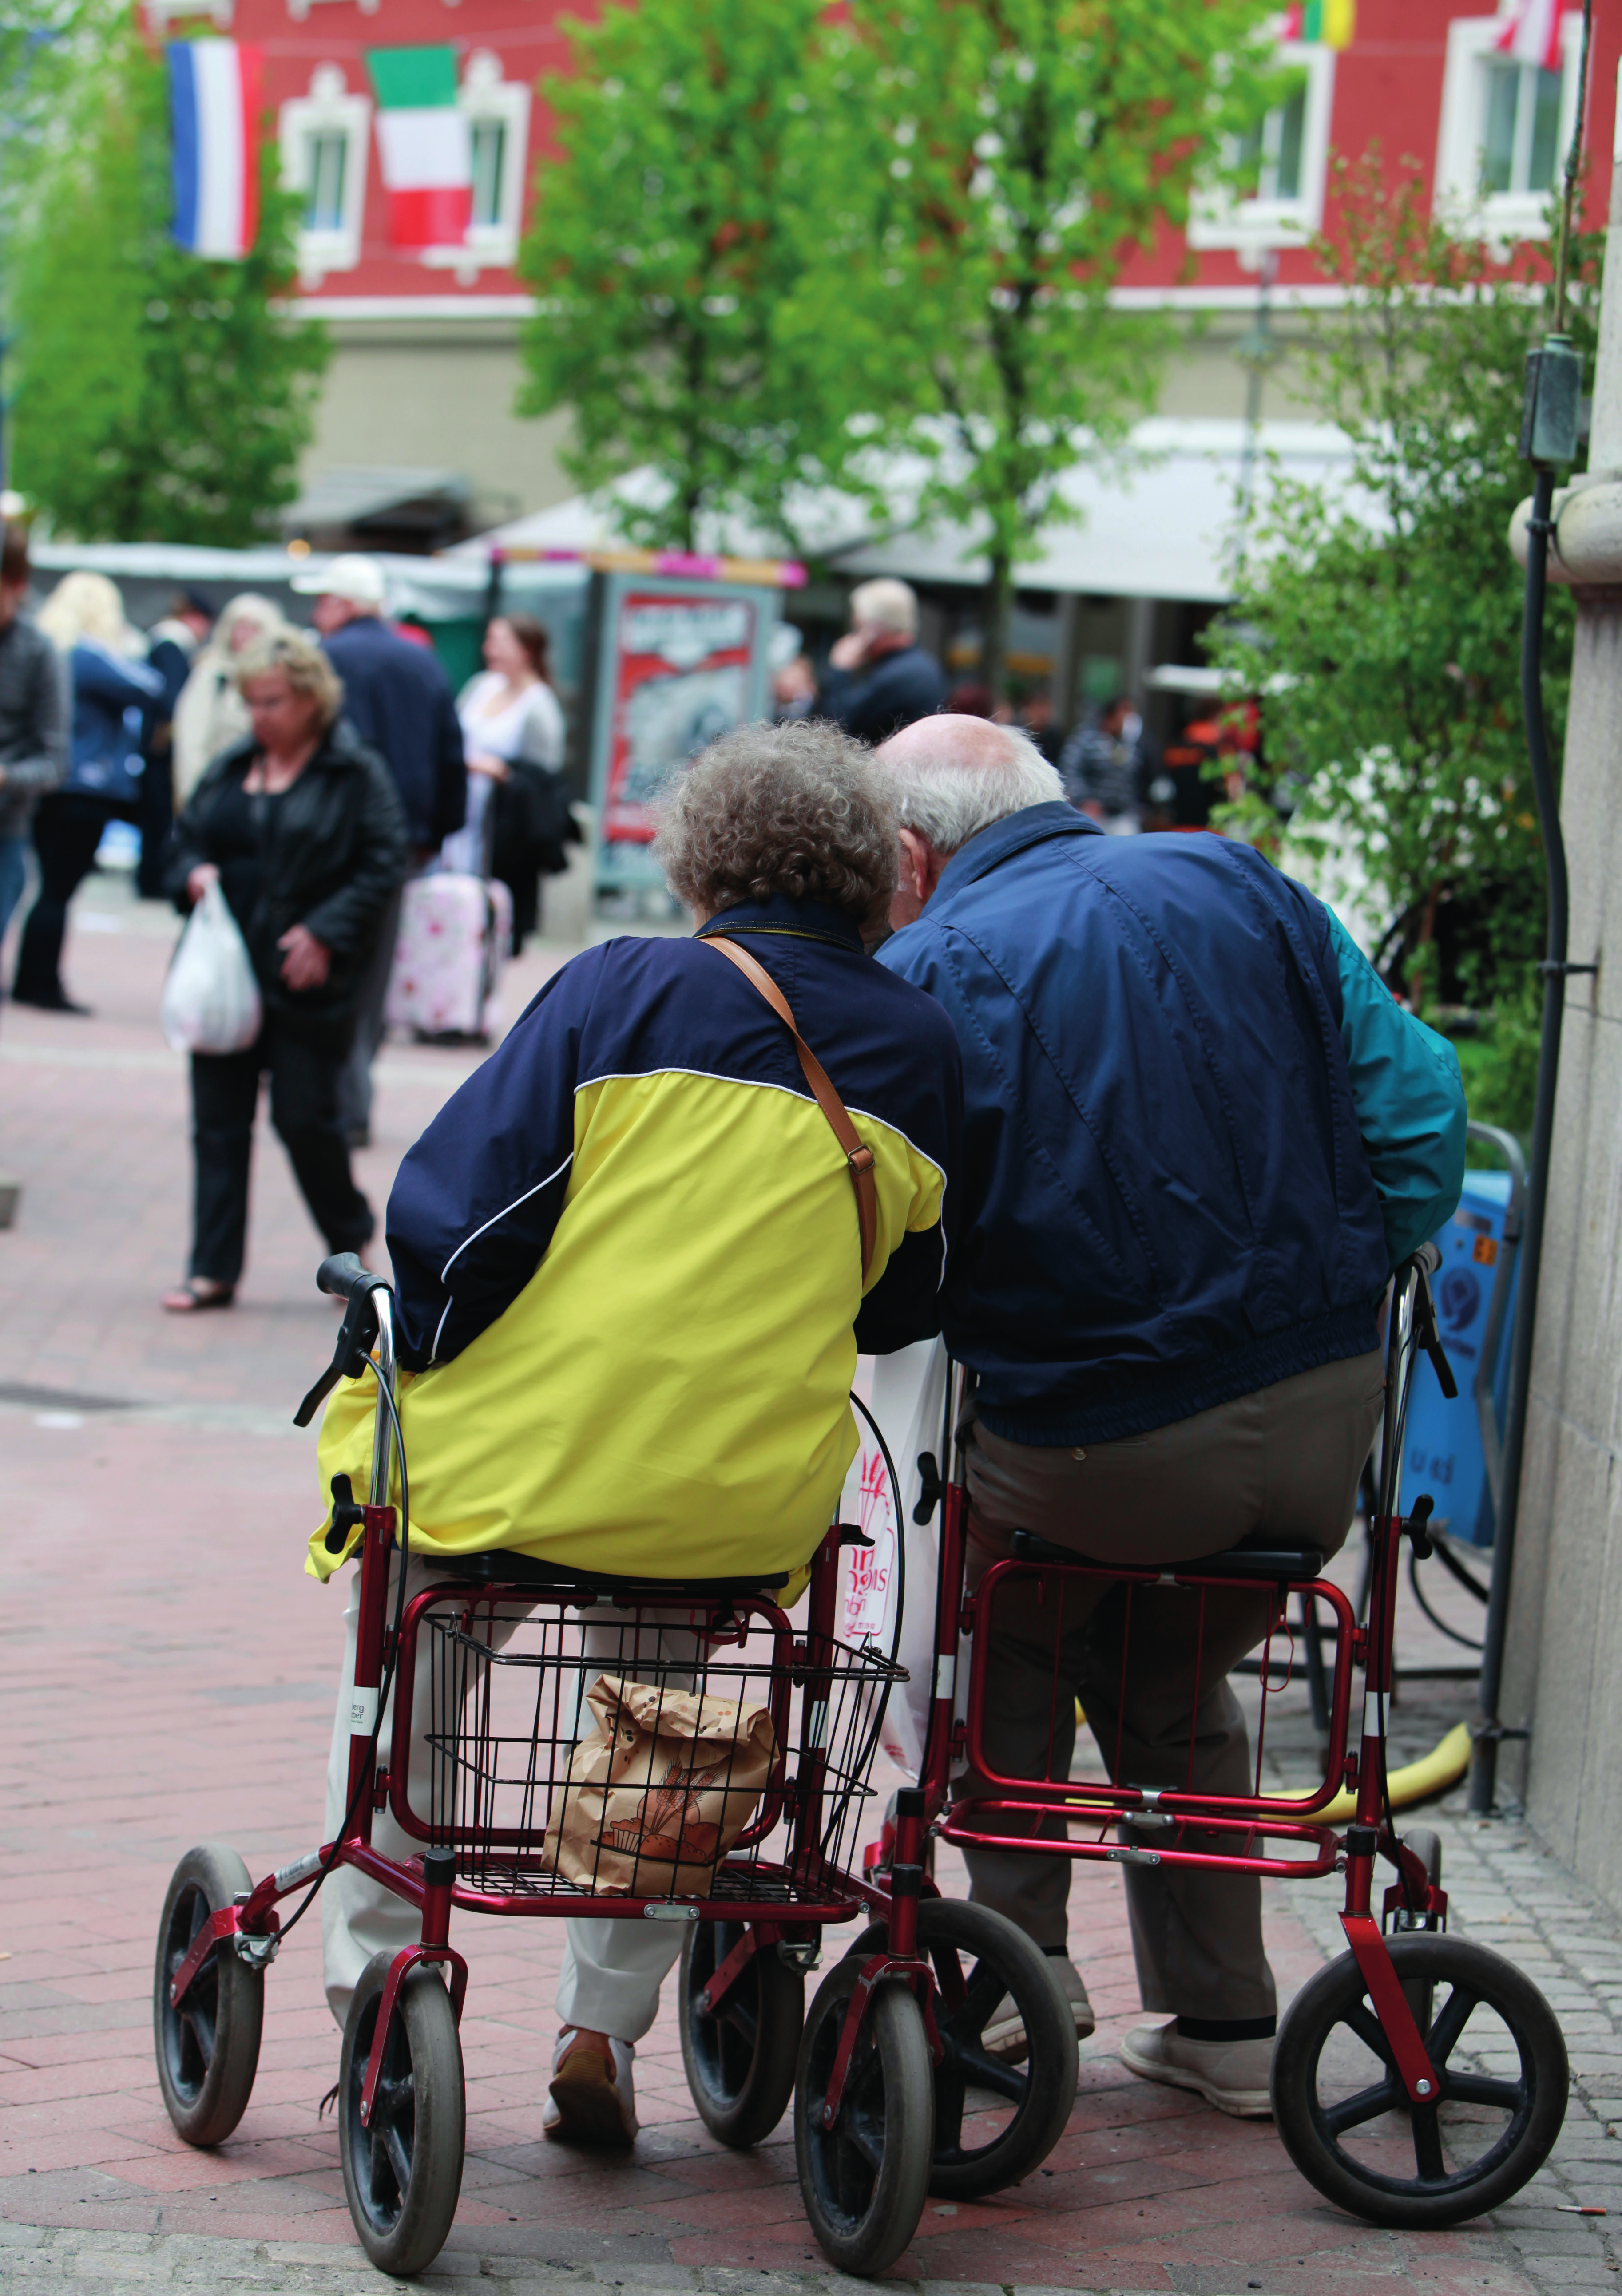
[234,627,344,730]
[218,594,287,654]
[36,571,135,653]
[849,578,919,640]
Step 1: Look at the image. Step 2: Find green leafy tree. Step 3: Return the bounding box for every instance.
[1210,152,1599,1053]
[814,0,1280,695]
[517,0,854,553]
[9,26,327,543]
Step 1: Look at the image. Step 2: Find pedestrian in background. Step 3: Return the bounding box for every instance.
[820,578,946,743]
[1020,689,1066,765]
[172,594,288,806]
[0,524,67,959]
[1058,695,1154,835]
[159,629,406,1313]
[292,555,464,1147]
[12,572,164,1014]
[444,613,572,948]
[139,592,214,901]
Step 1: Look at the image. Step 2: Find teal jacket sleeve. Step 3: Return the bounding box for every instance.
[1327,908,1467,1268]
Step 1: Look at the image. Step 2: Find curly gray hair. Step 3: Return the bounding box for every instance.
[655,720,898,938]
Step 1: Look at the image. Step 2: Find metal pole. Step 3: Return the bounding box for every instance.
[1468,465,1564,1814]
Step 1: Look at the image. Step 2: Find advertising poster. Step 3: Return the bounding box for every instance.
[585,574,776,891]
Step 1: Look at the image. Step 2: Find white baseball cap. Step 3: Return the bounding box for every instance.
[290,552,387,610]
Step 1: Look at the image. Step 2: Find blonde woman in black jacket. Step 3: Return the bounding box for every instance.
[159,629,407,1313]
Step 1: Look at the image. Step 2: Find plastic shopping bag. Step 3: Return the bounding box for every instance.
[836,1338,961,1777]
[160,883,263,1055]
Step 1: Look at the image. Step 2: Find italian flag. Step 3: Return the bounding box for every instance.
[1281,0,1356,46]
[366,46,471,249]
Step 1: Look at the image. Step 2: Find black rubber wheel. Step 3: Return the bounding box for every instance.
[153,1843,264,2147]
[338,1950,465,2276]
[795,1954,934,2275]
[1273,1932,1568,2227]
[842,1900,1077,2198]
[678,1920,806,2146]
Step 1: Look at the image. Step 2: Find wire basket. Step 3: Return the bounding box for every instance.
[414,1593,906,1906]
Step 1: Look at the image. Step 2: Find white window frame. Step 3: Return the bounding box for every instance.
[1434,12,1586,242]
[419,51,531,281]
[279,67,372,285]
[144,0,232,24]
[1187,41,1336,257]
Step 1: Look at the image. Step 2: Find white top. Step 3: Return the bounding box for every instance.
[457,671,565,770]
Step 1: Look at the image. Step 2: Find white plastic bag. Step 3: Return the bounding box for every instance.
[837,1338,960,1776]
[160,883,263,1055]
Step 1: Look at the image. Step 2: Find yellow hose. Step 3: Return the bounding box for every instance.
[1310,1721,1472,1827]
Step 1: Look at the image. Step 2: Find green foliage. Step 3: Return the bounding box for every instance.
[9,28,327,543]
[517,0,1277,639]
[1210,151,1599,1016]
[517,0,849,552]
[821,0,1282,692]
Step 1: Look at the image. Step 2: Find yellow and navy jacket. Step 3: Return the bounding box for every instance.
[312,896,962,1583]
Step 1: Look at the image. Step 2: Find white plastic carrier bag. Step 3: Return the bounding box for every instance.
[836,1336,965,1777]
[159,883,263,1056]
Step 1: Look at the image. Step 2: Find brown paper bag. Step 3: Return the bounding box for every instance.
[542,1674,779,1896]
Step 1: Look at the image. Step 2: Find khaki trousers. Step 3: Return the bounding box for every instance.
[959,1348,1385,2023]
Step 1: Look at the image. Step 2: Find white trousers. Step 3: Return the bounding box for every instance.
[320,1555,686,2041]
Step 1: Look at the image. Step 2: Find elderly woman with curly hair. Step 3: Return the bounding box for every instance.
[160,629,407,1312]
[312,718,962,2145]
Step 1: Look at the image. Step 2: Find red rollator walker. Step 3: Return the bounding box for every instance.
[906,1242,1567,2226]
[152,1254,1081,2279]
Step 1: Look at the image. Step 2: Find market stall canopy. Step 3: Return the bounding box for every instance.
[453,419,1365,603]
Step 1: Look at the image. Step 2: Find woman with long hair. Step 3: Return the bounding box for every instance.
[443,613,571,944]
[12,572,164,1013]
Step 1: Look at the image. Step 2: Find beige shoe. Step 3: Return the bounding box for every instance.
[1120,2018,1273,2118]
[984,1955,1095,2066]
[542,2029,638,2144]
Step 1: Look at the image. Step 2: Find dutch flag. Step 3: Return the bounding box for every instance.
[168,40,263,261]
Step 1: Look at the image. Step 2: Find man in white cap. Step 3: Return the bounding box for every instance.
[291,555,466,1144]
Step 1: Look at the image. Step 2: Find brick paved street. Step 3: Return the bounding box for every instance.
[3,877,1620,2295]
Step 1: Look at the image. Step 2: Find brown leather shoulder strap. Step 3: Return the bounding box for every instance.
[704,933,878,1281]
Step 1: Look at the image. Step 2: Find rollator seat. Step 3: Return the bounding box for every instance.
[1009,1529,1324,1581]
[447,1548,790,1606]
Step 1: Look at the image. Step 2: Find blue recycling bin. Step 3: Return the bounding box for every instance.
[1401,1124,1524,1548]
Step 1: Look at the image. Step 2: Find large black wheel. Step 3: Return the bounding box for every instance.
[153,1843,264,2147]
[795,1955,934,2275]
[842,1900,1077,2198]
[1273,1933,1568,2227]
[678,1920,806,2147]
[338,1950,465,2276]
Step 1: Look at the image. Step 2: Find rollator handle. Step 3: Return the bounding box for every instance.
[1409,1254,1459,1401]
[294,1259,394,1428]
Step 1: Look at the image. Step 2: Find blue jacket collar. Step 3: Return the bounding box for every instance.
[698,893,866,952]
[933,801,1099,901]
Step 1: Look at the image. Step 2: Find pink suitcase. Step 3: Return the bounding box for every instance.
[384,873,513,1042]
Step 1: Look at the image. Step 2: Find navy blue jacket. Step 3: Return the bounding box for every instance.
[322,617,466,851]
[821,644,947,744]
[63,642,166,809]
[878,805,1466,1446]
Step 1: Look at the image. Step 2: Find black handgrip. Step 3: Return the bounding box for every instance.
[318,1251,376,1301]
[1409,1241,1443,1279]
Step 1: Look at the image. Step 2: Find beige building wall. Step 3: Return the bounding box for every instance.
[301,316,575,529]
[294,308,1326,534]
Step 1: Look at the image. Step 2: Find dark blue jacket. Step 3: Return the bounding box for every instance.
[63,642,165,809]
[322,617,466,851]
[821,643,946,744]
[877,804,1466,1446]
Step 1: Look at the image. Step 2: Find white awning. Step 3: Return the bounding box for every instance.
[455,419,1364,603]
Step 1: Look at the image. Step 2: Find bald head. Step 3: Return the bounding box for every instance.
[873,712,1065,929]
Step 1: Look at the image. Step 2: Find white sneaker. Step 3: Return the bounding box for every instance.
[542,2029,638,2145]
[983,1955,1095,2066]
[1120,2018,1273,2118]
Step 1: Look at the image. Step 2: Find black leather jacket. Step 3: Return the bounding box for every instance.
[163,719,407,1045]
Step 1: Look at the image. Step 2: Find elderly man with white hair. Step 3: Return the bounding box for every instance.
[820,577,946,743]
[872,714,1467,2119]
